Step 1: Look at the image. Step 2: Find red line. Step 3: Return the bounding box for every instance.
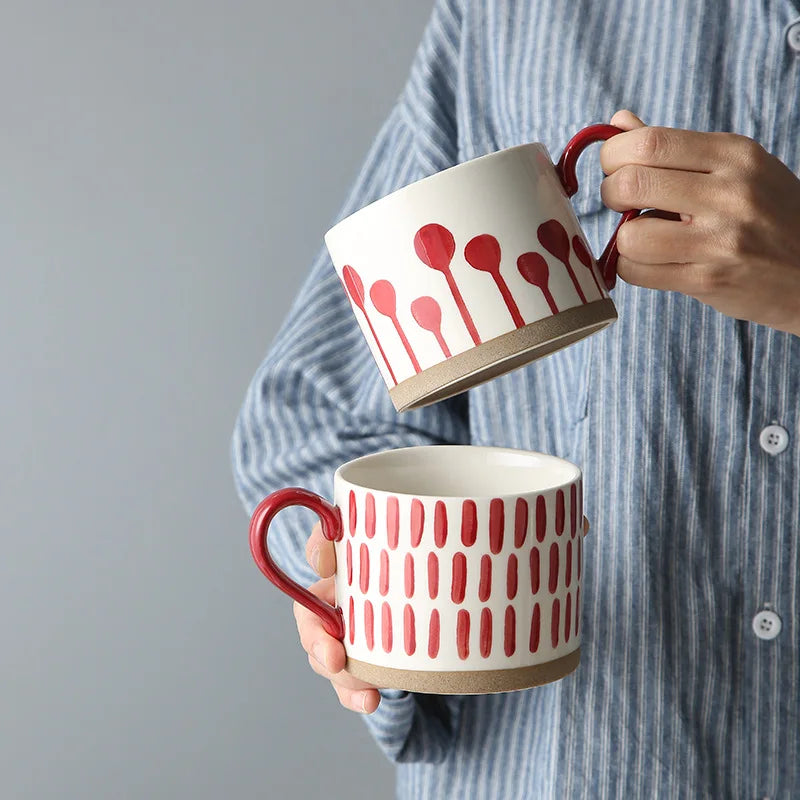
[479,555,492,602]
[577,535,582,580]
[404,553,415,598]
[348,596,355,645]
[563,260,587,304]
[381,602,392,653]
[551,598,561,648]
[428,610,440,658]
[411,499,424,547]
[349,491,357,536]
[549,542,559,594]
[480,608,492,658]
[359,544,369,594]
[434,330,452,359]
[434,501,448,547]
[556,489,565,535]
[530,547,540,594]
[387,497,399,550]
[490,499,504,554]
[346,540,352,586]
[456,609,470,660]
[427,552,439,599]
[536,495,547,542]
[570,483,577,539]
[392,318,421,373]
[530,603,541,653]
[566,540,573,588]
[445,271,481,345]
[504,606,516,656]
[451,553,467,603]
[542,286,560,315]
[363,315,398,385]
[379,549,389,596]
[365,492,376,538]
[461,500,477,546]
[364,600,374,651]
[565,592,572,643]
[576,587,580,637]
[507,554,518,599]
[404,605,416,656]
[515,498,528,548]
[495,274,525,328]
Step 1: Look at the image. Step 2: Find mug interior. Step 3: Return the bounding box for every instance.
[337,445,579,498]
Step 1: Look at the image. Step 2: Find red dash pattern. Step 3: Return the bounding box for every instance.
[507,554,518,599]
[530,603,541,652]
[359,544,369,594]
[428,552,439,599]
[536,495,547,542]
[556,489,565,535]
[349,490,357,536]
[428,609,440,658]
[404,605,416,655]
[490,499,504,554]
[382,602,393,653]
[387,497,399,549]
[452,553,467,603]
[456,609,470,659]
[365,492,376,538]
[504,606,516,656]
[551,598,560,648]
[578,535,582,580]
[570,483,577,538]
[348,596,355,645]
[480,608,492,657]
[549,542,559,594]
[364,600,374,650]
[411,499,424,547]
[566,540,573,587]
[434,501,448,547]
[576,587,580,636]
[379,549,389,596]
[461,500,477,546]
[530,547,540,594]
[346,540,353,586]
[479,555,492,602]
[515,498,528,547]
[404,553,415,598]
[565,592,572,642]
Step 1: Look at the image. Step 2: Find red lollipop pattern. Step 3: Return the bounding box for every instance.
[341,218,602,385]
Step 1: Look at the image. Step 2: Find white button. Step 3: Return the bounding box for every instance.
[752,610,782,640]
[759,424,789,455]
[788,21,800,53]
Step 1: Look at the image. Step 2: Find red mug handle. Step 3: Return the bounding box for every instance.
[555,124,641,291]
[249,487,346,639]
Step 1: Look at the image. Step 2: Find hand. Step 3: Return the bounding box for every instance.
[599,110,800,336]
[293,523,381,714]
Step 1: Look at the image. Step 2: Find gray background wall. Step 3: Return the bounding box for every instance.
[1,1,433,797]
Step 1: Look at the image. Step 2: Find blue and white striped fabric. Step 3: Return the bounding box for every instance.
[232,1,800,796]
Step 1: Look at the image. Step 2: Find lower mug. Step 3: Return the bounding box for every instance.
[249,446,586,694]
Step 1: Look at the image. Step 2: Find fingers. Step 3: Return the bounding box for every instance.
[293,578,381,714]
[610,109,646,130]
[305,522,336,578]
[601,165,720,216]
[583,516,590,536]
[615,215,703,265]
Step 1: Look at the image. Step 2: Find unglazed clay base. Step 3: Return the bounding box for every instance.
[389,299,616,412]
[345,648,580,695]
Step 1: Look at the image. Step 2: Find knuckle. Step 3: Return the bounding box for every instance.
[614,221,638,257]
[692,263,729,295]
[615,165,647,204]
[735,135,766,171]
[634,127,666,162]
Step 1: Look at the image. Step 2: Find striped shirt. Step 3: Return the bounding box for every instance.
[232,1,800,797]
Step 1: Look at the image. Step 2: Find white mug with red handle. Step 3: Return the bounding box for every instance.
[324,125,639,412]
[250,445,586,695]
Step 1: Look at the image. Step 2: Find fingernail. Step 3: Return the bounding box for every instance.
[311,546,320,573]
[358,691,369,713]
[312,642,326,668]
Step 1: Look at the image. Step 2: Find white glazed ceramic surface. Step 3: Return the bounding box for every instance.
[324,144,609,392]
[331,446,583,673]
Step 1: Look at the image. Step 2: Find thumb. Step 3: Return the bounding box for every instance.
[305,522,337,578]
[610,109,646,131]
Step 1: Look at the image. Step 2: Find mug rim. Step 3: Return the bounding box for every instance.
[324,141,552,243]
[334,444,580,500]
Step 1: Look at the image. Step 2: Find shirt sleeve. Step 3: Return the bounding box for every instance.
[231,0,468,766]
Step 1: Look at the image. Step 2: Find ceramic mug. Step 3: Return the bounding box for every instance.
[324,124,640,412]
[249,446,586,695]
